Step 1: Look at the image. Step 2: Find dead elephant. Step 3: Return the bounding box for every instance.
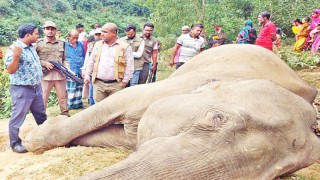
[24,44,320,179]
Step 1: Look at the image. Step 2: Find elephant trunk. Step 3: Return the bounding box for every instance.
[78,137,218,179]
[78,135,258,180]
[78,128,320,180]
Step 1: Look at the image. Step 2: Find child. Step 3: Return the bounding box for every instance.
[294,17,310,52]
[309,23,320,43]
[291,19,303,38]
[274,28,282,48]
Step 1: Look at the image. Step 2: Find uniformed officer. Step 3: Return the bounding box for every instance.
[35,21,70,117]
[138,22,158,84]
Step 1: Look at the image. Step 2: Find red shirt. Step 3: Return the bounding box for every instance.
[256,21,276,51]
[82,40,88,53]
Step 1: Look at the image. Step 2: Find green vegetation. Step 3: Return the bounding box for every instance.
[1,0,319,46]
[0,59,10,118]
[0,0,149,45]
[1,0,320,118]
[134,0,320,45]
[280,48,320,69]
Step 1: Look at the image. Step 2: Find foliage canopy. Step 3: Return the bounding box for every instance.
[0,0,149,46]
[1,0,320,118]
[1,0,320,46]
[134,0,319,47]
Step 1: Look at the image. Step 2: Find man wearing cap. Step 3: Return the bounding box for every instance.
[173,26,190,64]
[89,23,100,36]
[35,21,70,117]
[82,28,102,105]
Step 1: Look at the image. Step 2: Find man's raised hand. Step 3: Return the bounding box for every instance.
[11,42,23,58]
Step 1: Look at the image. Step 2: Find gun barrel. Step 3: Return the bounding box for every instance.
[46,61,84,85]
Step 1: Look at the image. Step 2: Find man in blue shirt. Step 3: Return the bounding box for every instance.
[65,29,85,109]
[5,23,47,153]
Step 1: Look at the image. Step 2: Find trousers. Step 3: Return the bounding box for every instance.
[9,84,47,147]
[41,79,68,114]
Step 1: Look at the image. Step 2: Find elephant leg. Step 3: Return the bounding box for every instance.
[70,124,136,150]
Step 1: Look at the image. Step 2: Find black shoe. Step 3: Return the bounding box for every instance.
[11,144,28,153]
[61,112,71,117]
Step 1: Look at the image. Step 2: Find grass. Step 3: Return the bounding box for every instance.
[156,49,175,81]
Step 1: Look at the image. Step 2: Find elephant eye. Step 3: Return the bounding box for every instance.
[195,110,229,131]
[211,114,226,128]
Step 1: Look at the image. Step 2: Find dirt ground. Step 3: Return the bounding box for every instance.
[0,110,131,179]
[0,69,320,179]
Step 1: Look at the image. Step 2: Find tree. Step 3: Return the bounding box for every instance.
[135,0,320,43]
[0,0,149,46]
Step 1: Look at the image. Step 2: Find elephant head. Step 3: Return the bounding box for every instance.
[81,79,320,179]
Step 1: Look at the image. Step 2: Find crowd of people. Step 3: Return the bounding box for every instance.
[292,9,320,53]
[234,9,320,54]
[2,9,320,153]
[171,11,276,70]
[3,21,159,153]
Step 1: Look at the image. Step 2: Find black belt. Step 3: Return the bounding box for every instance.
[96,78,117,83]
[14,84,39,89]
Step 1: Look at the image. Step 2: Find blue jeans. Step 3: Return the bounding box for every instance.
[89,77,95,105]
[9,84,47,147]
[130,70,141,86]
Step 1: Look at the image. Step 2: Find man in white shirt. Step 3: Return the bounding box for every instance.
[170,24,205,69]
[84,23,134,102]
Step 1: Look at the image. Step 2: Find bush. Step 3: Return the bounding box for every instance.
[0,48,11,118]
[48,90,58,107]
[278,47,320,69]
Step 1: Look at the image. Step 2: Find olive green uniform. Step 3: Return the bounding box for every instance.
[35,37,69,115]
[138,35,158,84]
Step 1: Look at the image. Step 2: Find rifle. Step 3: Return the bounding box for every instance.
[43,61,84,85]
[146,62,157,84]
[146,70,154,84]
